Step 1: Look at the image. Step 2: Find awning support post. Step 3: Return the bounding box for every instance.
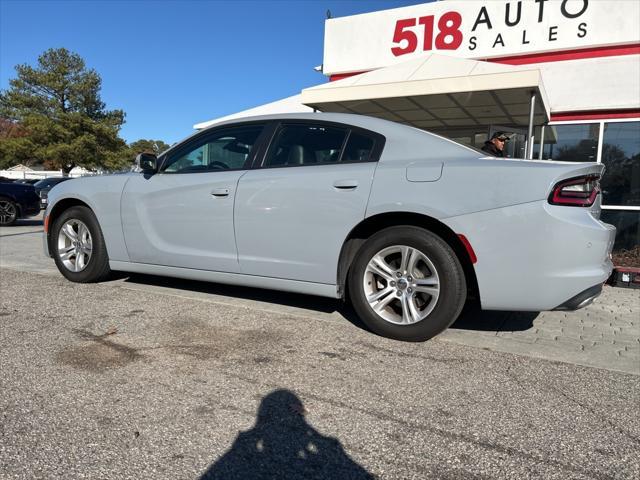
[526,91,536,159]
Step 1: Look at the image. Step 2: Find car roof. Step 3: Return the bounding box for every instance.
[187,112,481,160]
[201,112,409,135]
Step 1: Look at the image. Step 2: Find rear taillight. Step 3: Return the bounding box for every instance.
[548,175,600,207]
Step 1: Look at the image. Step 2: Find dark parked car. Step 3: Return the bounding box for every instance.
[34,177,72,209]
[0,182,41,226]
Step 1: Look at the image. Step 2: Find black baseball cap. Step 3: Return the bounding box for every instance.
[491,131,510,141]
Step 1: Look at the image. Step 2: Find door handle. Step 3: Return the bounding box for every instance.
[333,180,358,190]
[211,188,230,197]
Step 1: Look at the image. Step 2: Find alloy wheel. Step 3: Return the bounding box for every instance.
[57,219,93,272]
[0,200,17,225]
[363,245,440,325]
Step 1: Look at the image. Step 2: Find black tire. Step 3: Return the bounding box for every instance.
[348,226,466,342]
[0,196,18,226]
[51,206,111,283]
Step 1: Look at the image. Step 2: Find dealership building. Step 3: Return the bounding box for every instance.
[197,0,640,255]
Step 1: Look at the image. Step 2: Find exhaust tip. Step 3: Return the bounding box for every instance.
[553,284,603,311]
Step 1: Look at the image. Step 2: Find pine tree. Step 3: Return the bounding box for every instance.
[0,48,129,173]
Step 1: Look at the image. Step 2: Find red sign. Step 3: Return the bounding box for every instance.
[391,12,463,56]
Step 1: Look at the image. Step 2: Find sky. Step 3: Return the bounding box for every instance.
[0,0,423,144]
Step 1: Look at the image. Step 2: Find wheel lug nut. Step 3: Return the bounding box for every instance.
[407,276,413,282]
[390,281,396,287]
[396,290,402,297]
[396,272,402,278]
[407,288,413,293]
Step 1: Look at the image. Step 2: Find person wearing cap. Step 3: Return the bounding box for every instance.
[481,132,509,157]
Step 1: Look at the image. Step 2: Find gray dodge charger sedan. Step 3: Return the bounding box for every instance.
[43,113,615,341]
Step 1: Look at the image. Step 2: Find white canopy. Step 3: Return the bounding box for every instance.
[301,54,550,129]
[193,94,313,130]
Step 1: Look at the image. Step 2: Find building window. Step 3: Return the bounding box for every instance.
[600,121,640,207]
[601,210,639,265]
[541,123,599,162]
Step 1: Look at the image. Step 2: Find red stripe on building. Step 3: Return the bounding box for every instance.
[551,109,640,121]
[487,43,640,65]
[329,43,640,81]
[329,71,369,82]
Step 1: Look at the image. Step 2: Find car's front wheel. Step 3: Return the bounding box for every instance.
[0,197,18,226]
[52,206,111,283]
[348,226,466,342]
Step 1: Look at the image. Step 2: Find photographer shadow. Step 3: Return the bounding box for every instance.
[200,389,373,480]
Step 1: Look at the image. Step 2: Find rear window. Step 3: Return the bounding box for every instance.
[343,132,375,163]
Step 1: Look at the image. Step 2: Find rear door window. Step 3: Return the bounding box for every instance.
[264,125,348,167]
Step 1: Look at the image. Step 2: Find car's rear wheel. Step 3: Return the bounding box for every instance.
[52,206,111,283]
[0,197,18,226]
[348,226,466,341]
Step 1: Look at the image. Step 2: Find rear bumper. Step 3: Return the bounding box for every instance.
[16,199,40,219]
[444,200,615,311]
[23,199,41,217]
[553,284,603,310]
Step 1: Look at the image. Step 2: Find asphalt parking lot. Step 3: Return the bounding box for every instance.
[1,214,639,479]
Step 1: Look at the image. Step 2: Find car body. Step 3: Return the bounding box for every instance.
[34,177,72,209]
[0,182,41,225]
[14,178,41,185]
[42,113,615,341]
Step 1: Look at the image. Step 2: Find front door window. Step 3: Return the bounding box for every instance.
[162,126,264,173]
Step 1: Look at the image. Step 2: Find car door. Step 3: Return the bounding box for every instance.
[234,122,384,284]
[121,123,266,272]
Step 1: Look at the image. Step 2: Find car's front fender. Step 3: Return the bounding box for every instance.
[46,175,134,262]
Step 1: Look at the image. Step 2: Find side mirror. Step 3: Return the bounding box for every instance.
[136,153,157,173]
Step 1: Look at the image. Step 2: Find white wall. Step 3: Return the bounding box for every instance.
[515,55,640,113]
[0,169,97,180]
